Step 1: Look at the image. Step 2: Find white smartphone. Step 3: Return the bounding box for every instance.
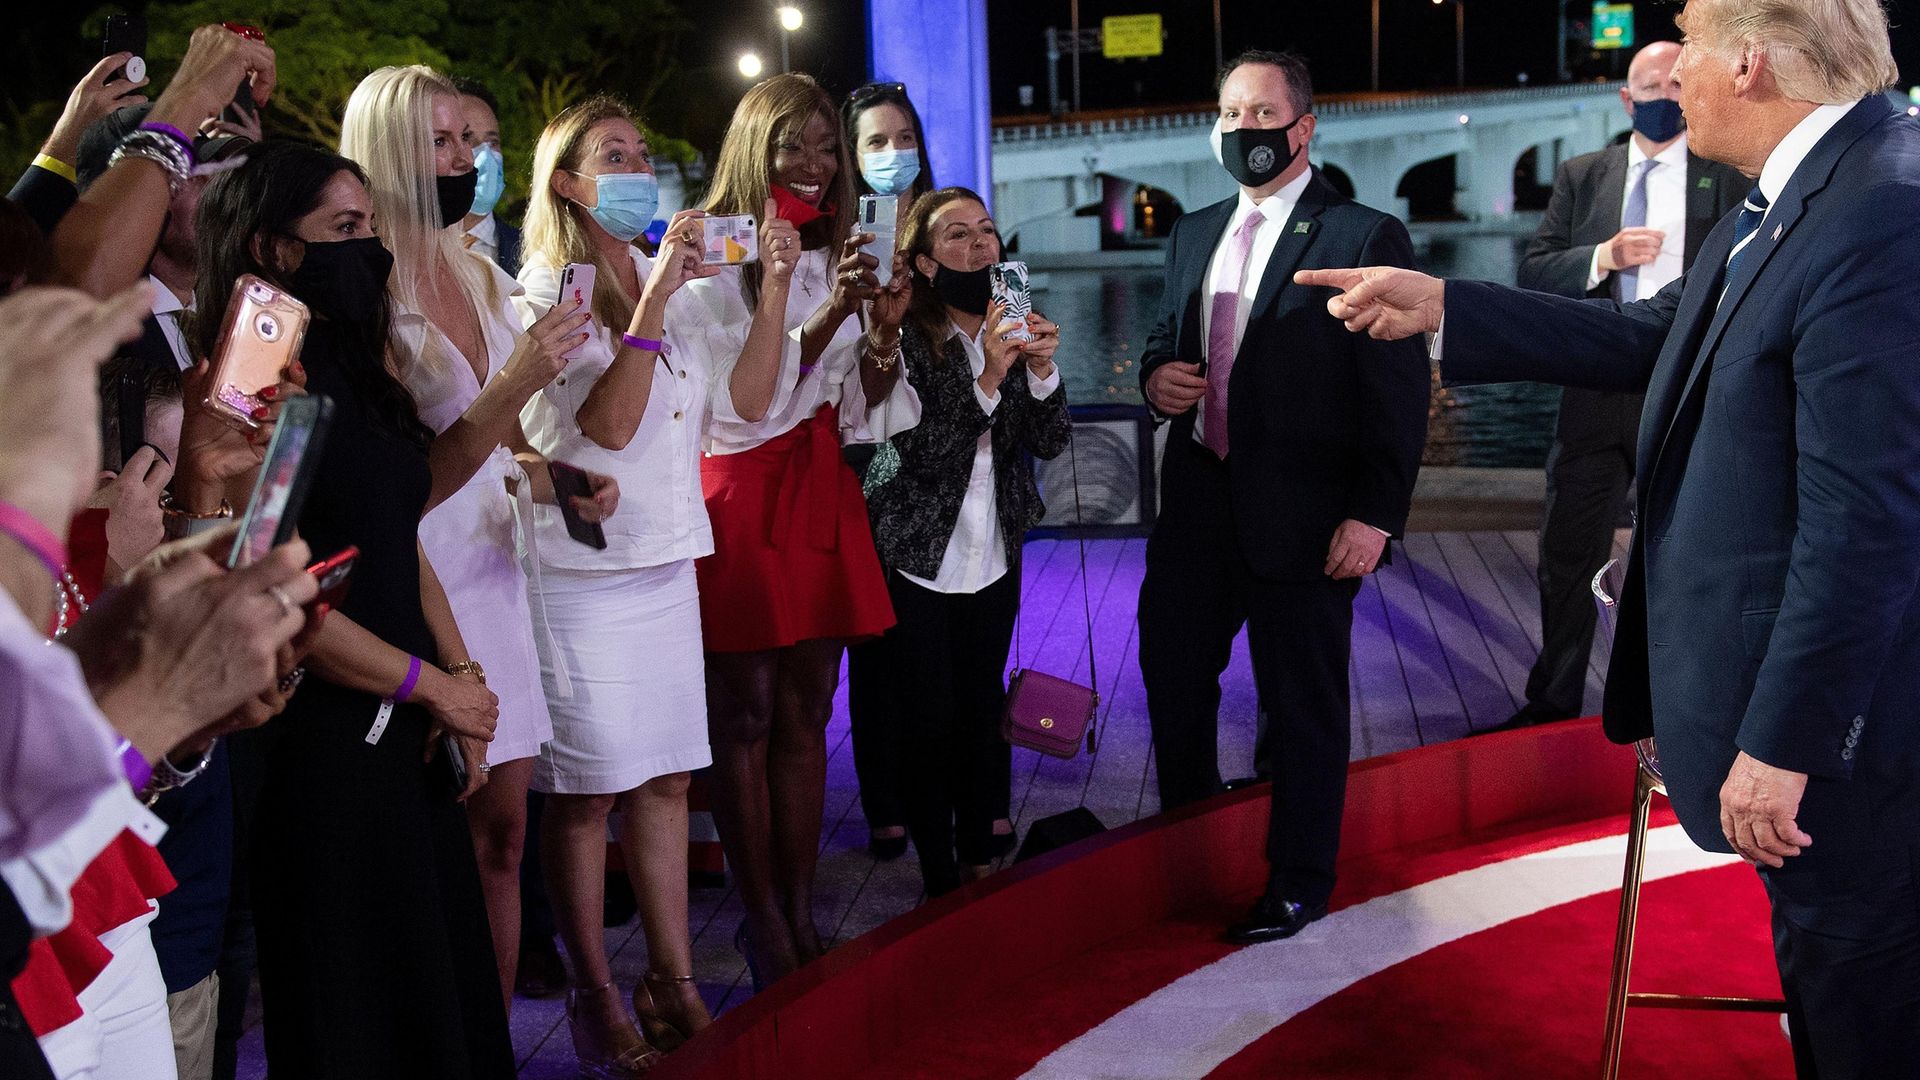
[702,215,759,265]
[554,262,597,360]
[858,194,899,286]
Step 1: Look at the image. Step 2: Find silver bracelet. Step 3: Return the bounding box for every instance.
[107,130,193,195]
[142,742,216,805]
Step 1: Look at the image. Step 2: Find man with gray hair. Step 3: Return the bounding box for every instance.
[1297,0,1919,1073]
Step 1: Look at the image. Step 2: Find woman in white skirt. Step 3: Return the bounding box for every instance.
[341,66,613,1015]
[515,95,797,1076]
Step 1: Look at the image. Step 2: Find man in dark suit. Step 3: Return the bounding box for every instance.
[1302,0,1920,1071]
[1138,50,1429,945]
[1507,41,1746,728]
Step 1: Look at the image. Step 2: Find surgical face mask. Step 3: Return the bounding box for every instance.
[861,148,921,195]
[436,169,477,228]
[1216,116,1305,189]
[1629,97,1685,144]
[581,171,659,243]
[470,144,505,219]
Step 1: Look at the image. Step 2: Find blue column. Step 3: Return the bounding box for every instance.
[866,0,993,204]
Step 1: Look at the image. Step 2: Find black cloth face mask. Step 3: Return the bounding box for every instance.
[436,170,478,228]
[1219,117,1305,188]
[1630,97,1685,144]
[929,261,992,317]
[287,236,394,324]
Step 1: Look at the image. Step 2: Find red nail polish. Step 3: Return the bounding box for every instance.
[252,406,271,420]
[259,386,278,401]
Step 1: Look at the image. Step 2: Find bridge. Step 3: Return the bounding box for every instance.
[990,83,1630,254]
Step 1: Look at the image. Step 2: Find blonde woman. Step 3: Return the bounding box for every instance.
[513,95,795,1073]
[340,65,610,1016]
[680,73,916,986]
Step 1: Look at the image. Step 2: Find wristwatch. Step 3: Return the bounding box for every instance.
[444,659,487,684]
[142,742,217,806]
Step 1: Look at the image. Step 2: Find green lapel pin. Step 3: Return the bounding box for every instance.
[1293,220,1313,234]
[1698,176,1714,189]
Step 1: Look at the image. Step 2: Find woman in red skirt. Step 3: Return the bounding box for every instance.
[676,73,918,986]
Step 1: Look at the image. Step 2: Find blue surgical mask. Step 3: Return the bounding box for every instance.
[1630,97,1685,144]
[861,148,921,196]
[470,144,505,219]
[582,171,659,243]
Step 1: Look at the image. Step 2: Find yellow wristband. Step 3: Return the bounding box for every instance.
[33,154,77,184]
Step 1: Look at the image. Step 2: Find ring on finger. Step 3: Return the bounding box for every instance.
[266,585,297,618]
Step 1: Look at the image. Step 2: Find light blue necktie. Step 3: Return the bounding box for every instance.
[1615,158,1655,301]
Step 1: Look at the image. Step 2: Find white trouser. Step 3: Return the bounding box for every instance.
[37,902,179,1080]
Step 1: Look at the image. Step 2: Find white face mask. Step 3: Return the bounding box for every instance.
[1210,118,1225,167]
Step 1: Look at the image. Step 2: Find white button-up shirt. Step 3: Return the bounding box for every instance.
[1584,133,1691,301]
[464,212,501,266]
[899,321,1061,595]
[148,273,193,372]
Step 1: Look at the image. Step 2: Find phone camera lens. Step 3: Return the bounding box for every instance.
[245,282,274,304]
[255,313,281,342]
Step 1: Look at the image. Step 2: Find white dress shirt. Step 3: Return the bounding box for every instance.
[899,321,1061,595]
[464,212,501,265]
[148,273,193,372]
[1584,133,1691,300]
[1193,168,1314,444]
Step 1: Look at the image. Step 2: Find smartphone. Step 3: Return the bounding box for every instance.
[546,460,608,549]
[205,275,309,430]
[305,545,359,613]
[228,393,333,569]
[702,215,759,266]
[219,23,264,127]
[554,263,597,360]
[444,734,469,793]
[102,14,147,89]
[857,194,899,286]
[989,261,1035,342]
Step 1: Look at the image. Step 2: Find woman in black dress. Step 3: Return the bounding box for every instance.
[198,142,514,1079]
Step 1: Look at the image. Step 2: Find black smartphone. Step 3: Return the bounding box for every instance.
[228,393,333,568]
[547,460,607,549]
[102,14,146,89]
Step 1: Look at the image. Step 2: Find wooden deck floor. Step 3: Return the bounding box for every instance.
[233,529,1629,1078]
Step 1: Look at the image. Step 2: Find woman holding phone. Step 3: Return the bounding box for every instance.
[864,188,1069,897]
[341,65,615,1017]
[682,73,916,986]
[198,140,512,1079]
[512,95,794,1072]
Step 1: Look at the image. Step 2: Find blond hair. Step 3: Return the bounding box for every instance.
[1679,0,1897,103]
[523,95,645,331]
[340,65,501,377]
[704,73,852,307]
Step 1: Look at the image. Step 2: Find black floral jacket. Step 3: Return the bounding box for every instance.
[864,321,1073,580]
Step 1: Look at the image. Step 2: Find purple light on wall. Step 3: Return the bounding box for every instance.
[866,0,992,204]
[1104,176,1131,235]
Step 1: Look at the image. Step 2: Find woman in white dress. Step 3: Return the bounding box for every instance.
[512,95,797,1075]
[340,65,614,1015]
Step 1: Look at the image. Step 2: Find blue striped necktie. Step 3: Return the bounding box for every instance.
[1724,186,1770,282]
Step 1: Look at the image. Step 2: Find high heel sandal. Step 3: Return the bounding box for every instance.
[566,981,661,1079]
[632,971,707,1052]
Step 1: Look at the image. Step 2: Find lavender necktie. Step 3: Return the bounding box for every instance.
[1203,207,1266,457]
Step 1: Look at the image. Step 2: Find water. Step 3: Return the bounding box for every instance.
[1033,229,1562,468]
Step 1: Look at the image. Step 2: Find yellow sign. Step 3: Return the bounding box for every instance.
[1102,14,1163,60]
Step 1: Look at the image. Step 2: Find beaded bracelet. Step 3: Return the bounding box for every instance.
[107,130,193,195]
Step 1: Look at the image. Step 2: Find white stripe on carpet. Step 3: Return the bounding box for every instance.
[1020,824,1739,1080]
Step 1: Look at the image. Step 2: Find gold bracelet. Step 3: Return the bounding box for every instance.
[444,660,487,684]
[158,491,233,520]
[866,333,902,373]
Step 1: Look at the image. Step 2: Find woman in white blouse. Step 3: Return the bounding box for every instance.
[680,73,918,988]
[513,95,797,1073]
[340,66,615,1018]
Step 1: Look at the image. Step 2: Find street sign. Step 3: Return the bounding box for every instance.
[1102,14,1163,59]
[1592,3,1635,50]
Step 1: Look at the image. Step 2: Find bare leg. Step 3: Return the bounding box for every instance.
[615,773,712,1037]
[704,649,799,983]
[540,791,618,990]
[464,755,533,1015]
[769,637,843,963]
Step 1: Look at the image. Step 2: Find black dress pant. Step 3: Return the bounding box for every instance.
[846,638,905,831]
[883,570,1019,897]
[1761,845,1920,1079]
[1139,441,1360,908]
[1528,387,1640,716]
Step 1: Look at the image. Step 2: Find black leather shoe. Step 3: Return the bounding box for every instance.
[1478,702,1579,735]
[1225,895,1329,944]
[868,828,909,861]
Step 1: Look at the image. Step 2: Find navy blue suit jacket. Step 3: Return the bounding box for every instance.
[1442,96,1920,858]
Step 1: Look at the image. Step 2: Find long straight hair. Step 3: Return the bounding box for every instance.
[340,65,500,379]
[522,95,645,331]
[704,73,853,308]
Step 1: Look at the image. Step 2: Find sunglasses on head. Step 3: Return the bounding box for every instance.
[848,82,908,105]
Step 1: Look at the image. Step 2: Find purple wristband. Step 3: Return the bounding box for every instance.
[139,121,196,154]
[116,739,154,792]
[392,655,423,703]
[0,501,66,580]
[621,333,663,353]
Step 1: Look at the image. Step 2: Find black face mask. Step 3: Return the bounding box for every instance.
[929,261,992,317]
[287,236,394,324]
[1630,97,1685,144]
[1219,117,1304,189]
[436,170,478,228]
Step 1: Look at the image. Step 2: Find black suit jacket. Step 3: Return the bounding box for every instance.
[1140,171,1430,581]
[495,220,523,278]
[1518,142,1746,299]
[7,163,78,236]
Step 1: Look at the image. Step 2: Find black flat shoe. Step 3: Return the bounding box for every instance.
[1225,895,1329,944]
[986,828,1017,860]
[1478,702,1580,735]
[868,829,909,861]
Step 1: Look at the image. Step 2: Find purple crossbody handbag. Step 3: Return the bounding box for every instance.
[1003,425,1103,759]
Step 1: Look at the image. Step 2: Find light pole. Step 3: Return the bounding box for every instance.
[1371,0,1380,92]
[738,51,765,80]
[1431,0,1465,88]
[776,5,802,73]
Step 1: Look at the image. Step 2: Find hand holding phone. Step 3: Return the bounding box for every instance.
[990,262,1035,343]
[305,546,358,613]
[554,263,598,360]
[206,275,310,430]
[702,215,759,265]
[547,461,609,549]
[102,15,147,89]
[857,195,899,287]
[229,393,333,569]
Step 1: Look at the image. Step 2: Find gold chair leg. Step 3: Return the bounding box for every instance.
[1601,766,1656,1080]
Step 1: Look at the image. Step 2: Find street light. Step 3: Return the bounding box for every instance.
[776,5,803,73]
[738,51,764,79]
[1432,0,1465,89]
